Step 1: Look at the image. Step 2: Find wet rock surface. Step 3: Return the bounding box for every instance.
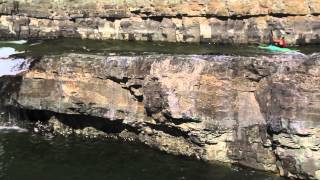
[0,53,320,179]
[0,0,319,44]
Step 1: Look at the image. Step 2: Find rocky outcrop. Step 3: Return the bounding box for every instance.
[256,55,320,179]
[0,0,320,44]
[0,53,320,179]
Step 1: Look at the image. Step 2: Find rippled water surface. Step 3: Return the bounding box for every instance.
[0,131,284,180]
[1,38,319,57]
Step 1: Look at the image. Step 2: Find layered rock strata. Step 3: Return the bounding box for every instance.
[0,0,320,44]
[0,53,320,179]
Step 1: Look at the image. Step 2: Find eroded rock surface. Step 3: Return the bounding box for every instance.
[0,0,319,44]
[0,53,320,179]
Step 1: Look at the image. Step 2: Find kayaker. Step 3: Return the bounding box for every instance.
[271,30,287,48]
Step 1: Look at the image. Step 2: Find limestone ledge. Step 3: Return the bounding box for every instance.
[0,0,319,44]
[1,0,319,18]
[1,53,320,179]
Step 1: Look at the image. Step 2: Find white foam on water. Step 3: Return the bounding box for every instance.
[0,58,30,77]
[283,51,307,57]
[29,42,42,46]
[0,125,28,133]
[0,40,27,45]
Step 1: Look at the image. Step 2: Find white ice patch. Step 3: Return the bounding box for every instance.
[0,47,24,59]
[0,58,30,77]
[0,47,18,58]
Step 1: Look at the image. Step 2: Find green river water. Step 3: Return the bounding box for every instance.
[1,38,319,56]
[0,131,284,180]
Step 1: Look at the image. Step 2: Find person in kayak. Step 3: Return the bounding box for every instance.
[271,30,287,48]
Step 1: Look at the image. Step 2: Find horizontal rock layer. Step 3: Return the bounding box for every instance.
[1,0,320,18]
[0,0,319,44]
[0,53,320,179]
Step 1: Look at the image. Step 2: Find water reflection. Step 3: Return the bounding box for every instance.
[0,133,7,180]
[0,132,284,180]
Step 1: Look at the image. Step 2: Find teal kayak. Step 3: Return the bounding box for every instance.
[258,45,296,52]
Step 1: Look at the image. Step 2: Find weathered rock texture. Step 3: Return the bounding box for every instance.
[0,53,320,179]
[0,0,320,44]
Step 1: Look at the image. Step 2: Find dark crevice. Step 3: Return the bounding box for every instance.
[129,84,142,89]
[5,105,190,139]
[1,12,319,23]
[104,76,143,102]
[162,112,201,125]
[130,9,141,15]
[208,14,268,21]
[100,16,127,22]
[207,13,319,20]
[123,87,144,102]
[28,56,42,69]
[106,76,129,84]
[269,13,309,18]
[145,122,189,139]
[11,108,139,134]
[266,127,278,151]
[70,17,76,23]
[141,16,164,22]
[141,13,320,21]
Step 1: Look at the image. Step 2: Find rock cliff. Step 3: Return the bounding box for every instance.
[0,0,320,44]
[0,53,320,179]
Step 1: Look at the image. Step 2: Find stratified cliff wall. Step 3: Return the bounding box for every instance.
[0,53,320,179]
[0,0,320,44]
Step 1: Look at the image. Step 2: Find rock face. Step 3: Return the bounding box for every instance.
[0,53,320,179]
[0,0,320,44]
